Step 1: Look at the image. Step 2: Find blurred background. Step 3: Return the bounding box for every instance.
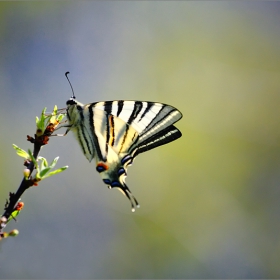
[0,1,280,278]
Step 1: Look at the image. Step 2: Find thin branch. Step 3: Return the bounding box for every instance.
[0,107,67,237]
[1,141,42,221]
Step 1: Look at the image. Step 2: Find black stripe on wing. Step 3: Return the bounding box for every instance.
[108,115,115,146]
[132,125,182,157]
[105,115,110,154]
[143,106,181,135]
[139,102,154,121]
[119,123,130,153]
[102,101,113,154]
[88,103,106,161]
[76,108,95,160]
[127,101,143,125]
[143,104,166,132]
[76,125,87,156]
[116,100,124,117]
[102,100,113,115]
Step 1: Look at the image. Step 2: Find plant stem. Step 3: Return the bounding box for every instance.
[0,140,42,233]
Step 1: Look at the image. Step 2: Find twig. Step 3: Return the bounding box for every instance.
[1,139,42,226]
[0,106,67,238]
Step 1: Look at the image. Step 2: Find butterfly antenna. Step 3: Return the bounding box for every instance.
[65,71,76,99]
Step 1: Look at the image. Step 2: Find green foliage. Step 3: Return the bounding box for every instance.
[35,156,68,180]
[13,105,68,183]
[35,105,65,136]
[49,105,65,124]
[35,107,47,135]
[7,205,23,223]
[12,144,29,159]
[12,145,68,182]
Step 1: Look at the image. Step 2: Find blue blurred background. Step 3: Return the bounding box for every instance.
[1,1,280,278]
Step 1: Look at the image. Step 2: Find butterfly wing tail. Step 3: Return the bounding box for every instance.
[116,182,140,212]
[104,179,139,212]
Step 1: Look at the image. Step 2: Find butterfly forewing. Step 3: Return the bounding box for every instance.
[66,98,182,211]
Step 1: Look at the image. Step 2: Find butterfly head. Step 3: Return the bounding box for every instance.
[66,97,77,106]
[66,98,85,125]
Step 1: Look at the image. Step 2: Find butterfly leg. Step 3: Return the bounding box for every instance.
[49,125,72,137]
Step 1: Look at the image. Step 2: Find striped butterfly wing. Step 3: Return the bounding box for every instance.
[66,99,182,211]
[97,101,182,153]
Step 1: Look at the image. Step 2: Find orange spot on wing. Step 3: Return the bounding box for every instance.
[97,162,109,170]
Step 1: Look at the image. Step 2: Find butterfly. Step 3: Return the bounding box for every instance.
[64,75,182,211]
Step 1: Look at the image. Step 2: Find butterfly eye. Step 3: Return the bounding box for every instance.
[66,99,76,106]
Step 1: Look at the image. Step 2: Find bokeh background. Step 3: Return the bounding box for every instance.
[1,1,280,278]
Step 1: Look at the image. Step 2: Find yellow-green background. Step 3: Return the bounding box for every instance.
[1,1,280,278]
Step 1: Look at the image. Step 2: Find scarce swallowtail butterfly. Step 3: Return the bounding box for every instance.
[64,73,182,211]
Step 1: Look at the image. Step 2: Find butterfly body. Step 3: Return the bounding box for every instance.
[66,97,182,211]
